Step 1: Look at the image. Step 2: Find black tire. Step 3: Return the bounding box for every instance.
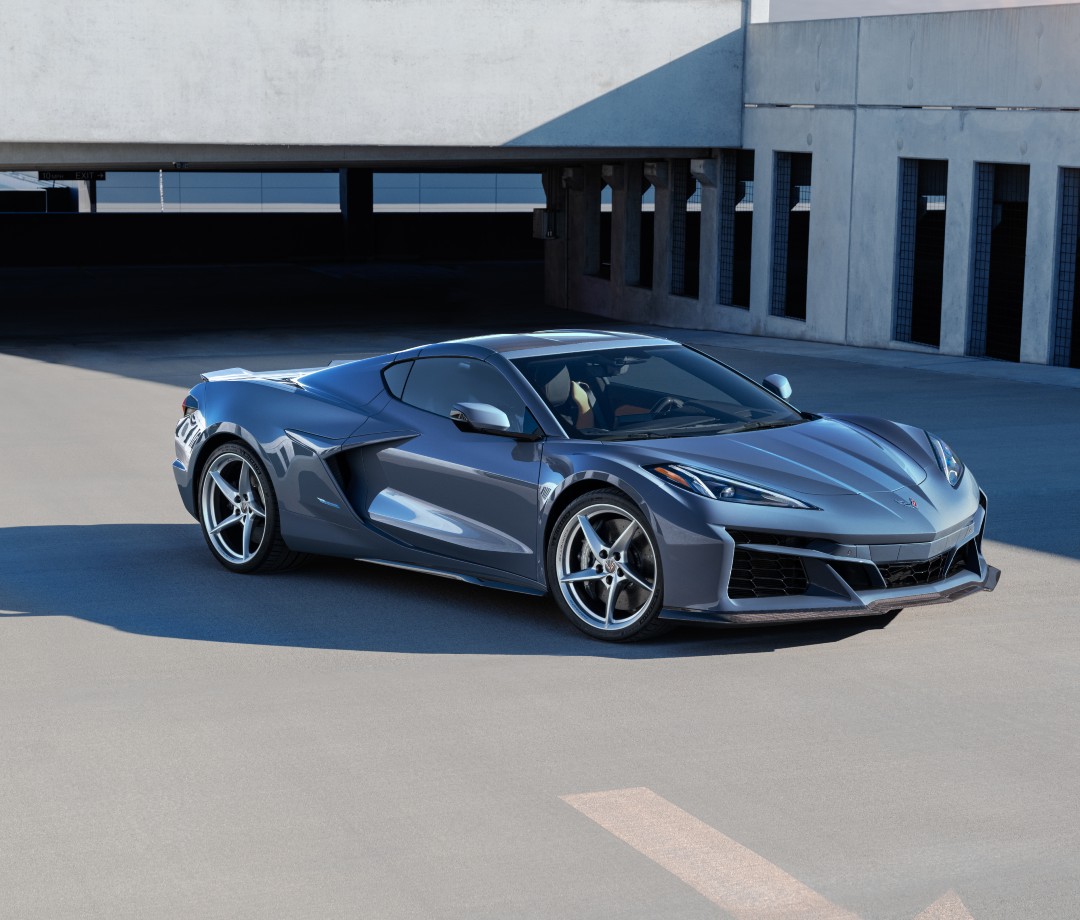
[546,489,671,641]
[198,441,307,573]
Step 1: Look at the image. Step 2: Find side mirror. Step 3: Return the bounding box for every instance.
[762,374,792,400]
[450,402,511,434]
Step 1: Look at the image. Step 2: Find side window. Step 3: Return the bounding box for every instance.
[401,357,533,433]
[382,360,413,399]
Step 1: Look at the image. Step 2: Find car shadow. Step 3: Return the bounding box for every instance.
[0,524,896,658]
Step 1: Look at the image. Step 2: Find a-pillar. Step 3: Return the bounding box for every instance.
[339,168,375,260]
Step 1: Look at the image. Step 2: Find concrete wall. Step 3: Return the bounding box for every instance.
[564,4,1080,366]
[0,0,745,158]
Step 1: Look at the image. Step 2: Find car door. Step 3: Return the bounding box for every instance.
[361,356,544,580]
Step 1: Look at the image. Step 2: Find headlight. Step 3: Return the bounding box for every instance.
[647,464,819,510]
[927,432,964,487]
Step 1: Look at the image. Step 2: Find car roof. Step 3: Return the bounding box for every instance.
[419,329,675,359]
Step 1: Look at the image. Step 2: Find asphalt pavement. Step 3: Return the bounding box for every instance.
[1,270,1078,919]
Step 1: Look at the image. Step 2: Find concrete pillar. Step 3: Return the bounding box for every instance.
[693,157,720,308]
[582,165,603,277]
[76,179,97,213]
[747,151,774,330]
[339,168,375,259]
[542,167,568,309]
[1020,162,1059,364]
[647,160,674,304]
[624,161,644,287]
[938,158,975,356]
[602,164,627,287]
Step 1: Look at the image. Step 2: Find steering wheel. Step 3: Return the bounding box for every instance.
[650,395,686,418]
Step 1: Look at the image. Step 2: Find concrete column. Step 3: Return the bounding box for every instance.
[602,164,627,288]
[938,158,975,356]
[647,161,674,304]
[76,179,97,213]
[339,168,375,259]
[622,161,643,287]
[747,151,774,330]
[542,167,568,309]
[1020,162,1059,364]
[582,165,603,277]
[693,157,720,308]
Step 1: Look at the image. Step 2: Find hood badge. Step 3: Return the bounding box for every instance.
[895,497,918,508]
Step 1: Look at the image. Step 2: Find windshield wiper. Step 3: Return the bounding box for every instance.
[598,430,673,441]
[725,418,804,434]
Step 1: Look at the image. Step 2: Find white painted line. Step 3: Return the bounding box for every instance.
[562,787,975,920]
[563,787,862,920]
[914,890,976,920]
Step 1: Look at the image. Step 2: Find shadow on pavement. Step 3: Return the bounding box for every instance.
[0,523,895,658]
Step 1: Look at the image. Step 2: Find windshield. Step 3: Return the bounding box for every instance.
[512,345,804,440]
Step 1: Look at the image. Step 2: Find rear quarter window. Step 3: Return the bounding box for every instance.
[382,361,413,399]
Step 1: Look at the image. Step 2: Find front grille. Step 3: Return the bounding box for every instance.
[877,550,952,589]
[729,549,809,599]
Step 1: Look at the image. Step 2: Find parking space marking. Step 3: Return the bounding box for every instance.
[562,787,974,920]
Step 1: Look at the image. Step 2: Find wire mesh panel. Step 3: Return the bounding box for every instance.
[784,153,812,320]
[1053,169,1080,367]
[770,153,792,316]
[669,161,698,297]
[968,162,995,356]
[894,159,919,343]
[717,151,738,306]
[670,161,689,296]
[717,150,754,309]
[733,151,755,309]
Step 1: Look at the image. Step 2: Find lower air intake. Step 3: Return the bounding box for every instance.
[729,548,809,599]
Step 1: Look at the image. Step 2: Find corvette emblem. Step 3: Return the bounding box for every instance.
[895,497,918,508]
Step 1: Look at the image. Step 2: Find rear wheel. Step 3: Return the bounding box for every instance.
[198,442,306,573]
[546,490,670,641]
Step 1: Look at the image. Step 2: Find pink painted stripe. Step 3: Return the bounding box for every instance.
[562,787,863,920]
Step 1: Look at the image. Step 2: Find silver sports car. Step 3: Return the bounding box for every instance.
[173,330,999,640]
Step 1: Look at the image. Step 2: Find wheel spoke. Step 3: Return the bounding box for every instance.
[604,578,623,626]
[560,568,605,584]
[238,462,252,497]
[209,512,241,535]
[619,562,653,593]
[577,514,607,559]
[610,520,637,555]
[241,514,255,561]
[210,469,238,503]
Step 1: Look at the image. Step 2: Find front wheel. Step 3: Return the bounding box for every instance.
[546,490,670,641]
[198,442,306,573]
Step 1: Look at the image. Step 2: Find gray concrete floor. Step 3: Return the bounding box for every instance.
[2,275,1079,919]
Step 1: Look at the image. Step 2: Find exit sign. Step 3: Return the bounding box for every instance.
[37,170,106,181]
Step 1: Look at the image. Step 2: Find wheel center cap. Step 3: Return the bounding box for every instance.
[604,559,618,574]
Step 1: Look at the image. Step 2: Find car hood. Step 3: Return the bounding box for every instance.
[633,417,930,496]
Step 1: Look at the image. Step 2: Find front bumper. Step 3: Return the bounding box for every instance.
[658,492,999,626]
[661,561,1000,625]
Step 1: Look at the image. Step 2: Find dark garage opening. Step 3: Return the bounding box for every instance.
[970,163,1029,362]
